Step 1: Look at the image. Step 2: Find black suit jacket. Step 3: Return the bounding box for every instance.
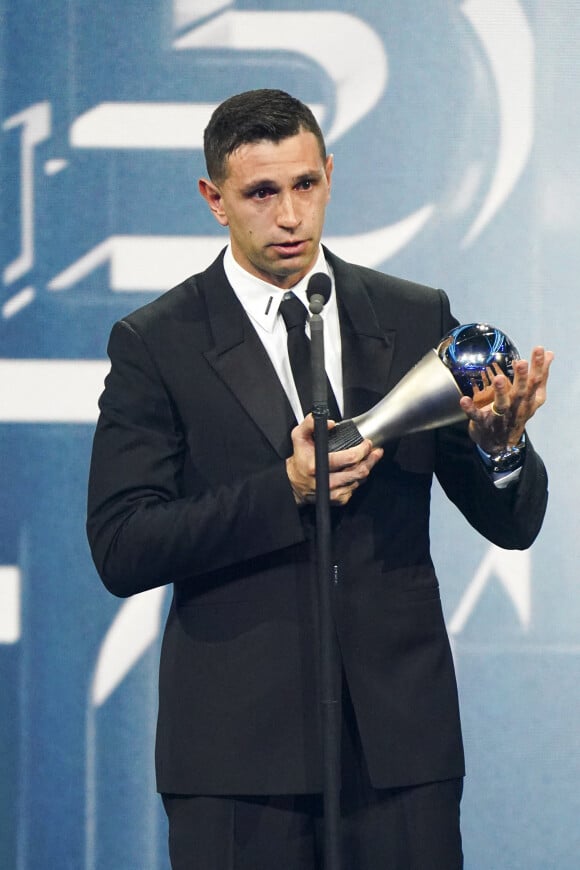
[87,248,548,796]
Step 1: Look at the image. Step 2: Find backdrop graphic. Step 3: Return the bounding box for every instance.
[1,1,578,867]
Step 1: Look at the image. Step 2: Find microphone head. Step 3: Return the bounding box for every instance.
[306,272,332,305]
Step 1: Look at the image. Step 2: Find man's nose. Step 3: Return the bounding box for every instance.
[276,192,300,227]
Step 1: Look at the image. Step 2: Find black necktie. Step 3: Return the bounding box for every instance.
[279,292,340,421]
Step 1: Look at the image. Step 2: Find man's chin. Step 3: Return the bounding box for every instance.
[265,249,317,286]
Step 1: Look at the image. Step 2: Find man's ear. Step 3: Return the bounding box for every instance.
[325,153,334,201]
[198,178,229,227]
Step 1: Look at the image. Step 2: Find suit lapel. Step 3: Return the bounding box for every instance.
[325,249,396,418]
[197,249,395,457]
[198,254,296,458]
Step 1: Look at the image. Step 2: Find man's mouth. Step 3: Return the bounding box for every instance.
[271,240,308,255]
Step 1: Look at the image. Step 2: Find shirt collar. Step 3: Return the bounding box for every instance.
[224,245,333,333]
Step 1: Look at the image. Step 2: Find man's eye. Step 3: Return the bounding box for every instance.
[298,179,313,190]
[253,188,272,199]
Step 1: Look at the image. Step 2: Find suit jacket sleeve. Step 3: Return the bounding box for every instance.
[87,319,306,598]
[435,420,548,550]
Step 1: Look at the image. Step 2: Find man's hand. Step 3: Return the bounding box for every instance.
[459,346,554,454]
[286,415,384,506]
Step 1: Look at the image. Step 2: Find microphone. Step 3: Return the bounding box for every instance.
[307,273,332,314]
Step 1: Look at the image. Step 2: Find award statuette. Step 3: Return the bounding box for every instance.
[327,323,520,452]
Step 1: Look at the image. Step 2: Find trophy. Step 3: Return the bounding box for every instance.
[327,323,520,451]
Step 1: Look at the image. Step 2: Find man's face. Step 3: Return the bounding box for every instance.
[199,130,333,289]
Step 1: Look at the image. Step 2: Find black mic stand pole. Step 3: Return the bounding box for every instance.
[308,293,342,870]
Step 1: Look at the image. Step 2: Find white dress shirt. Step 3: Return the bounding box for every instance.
[224,245,343,422]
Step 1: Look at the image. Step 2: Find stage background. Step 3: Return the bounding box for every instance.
[1,1,578,867]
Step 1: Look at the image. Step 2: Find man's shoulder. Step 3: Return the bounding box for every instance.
[324,247,446,309]
[120,249,227,335]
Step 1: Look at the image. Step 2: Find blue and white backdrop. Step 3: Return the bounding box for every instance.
[1,1,578,867]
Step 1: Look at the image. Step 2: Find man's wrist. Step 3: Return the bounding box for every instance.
[286,457,308,505]
[477,433,526,474]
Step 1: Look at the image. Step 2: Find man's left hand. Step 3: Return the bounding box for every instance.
[459,345,554,454]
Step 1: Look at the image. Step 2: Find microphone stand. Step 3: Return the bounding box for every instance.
[308,293,342,870]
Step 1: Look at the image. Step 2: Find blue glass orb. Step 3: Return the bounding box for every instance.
[437,323,520,398]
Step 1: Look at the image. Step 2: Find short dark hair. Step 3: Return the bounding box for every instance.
[203,89,327,183]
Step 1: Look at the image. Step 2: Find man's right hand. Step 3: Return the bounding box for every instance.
[286,414,384,506]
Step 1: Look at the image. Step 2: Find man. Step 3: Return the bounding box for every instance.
[87,89,553,868]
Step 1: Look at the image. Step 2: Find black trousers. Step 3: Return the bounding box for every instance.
[162,684,463,869]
